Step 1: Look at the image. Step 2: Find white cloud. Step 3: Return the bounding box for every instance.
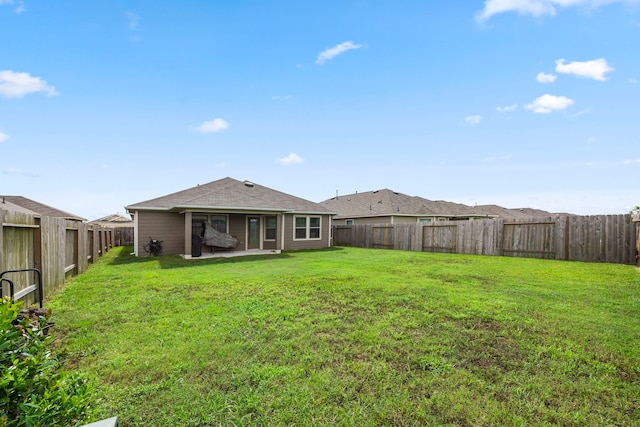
[536,72,557,83]
[316,41,363,65]
[555,58,614,81]
[524,94,574,113]
[570,108,590,117]
[192,118,229,134]
[623,158,640,165]
[0,132,9,143]
[2,167,35,176]
[272,95,292,100]
[628,77,638,84]
[476,0,638,22]
[125,12,140,31]
[465,115,482,125]
[496,104,518,112]
[279,152,304,165]
[482,153,512,162]
[0,70,58,98]
[0,0,25,14]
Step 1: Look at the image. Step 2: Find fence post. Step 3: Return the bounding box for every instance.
[0,209,4,274]
[633,214,640,266]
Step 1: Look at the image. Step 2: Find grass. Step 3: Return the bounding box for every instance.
[48,246,640,426]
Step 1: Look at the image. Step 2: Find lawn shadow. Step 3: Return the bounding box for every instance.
[106,246,344,268]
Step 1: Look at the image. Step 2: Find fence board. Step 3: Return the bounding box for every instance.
[2,208,129,305]
[333,214,637,265]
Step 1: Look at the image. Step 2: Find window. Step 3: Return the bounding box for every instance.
[294,216,321,240]
[265,216,277,240]
[419,218,432,223]
[211,215,228,232]
[345,219,354,225]
[192,214,228,237]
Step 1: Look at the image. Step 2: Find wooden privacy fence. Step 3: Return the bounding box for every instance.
[0,209,132,305]
[334,214,638,265]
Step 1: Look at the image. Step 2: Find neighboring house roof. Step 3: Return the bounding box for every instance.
[126,177,334,215]
[321,189,553,220]
[0,198,40,216]
[0,196,85,221]
[88,213,133,227]
[90,214,132,223]
[469,204,557,219]
[321,189,486,219]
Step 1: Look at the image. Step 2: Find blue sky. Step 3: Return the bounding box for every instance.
[1,0,639,220]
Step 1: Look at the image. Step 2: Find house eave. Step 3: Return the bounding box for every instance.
[128,205,334,216]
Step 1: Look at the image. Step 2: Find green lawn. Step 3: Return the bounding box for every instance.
[48,246,640,426]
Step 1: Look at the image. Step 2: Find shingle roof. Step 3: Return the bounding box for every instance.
[126,177,332,214]
[0,196,85,221]
[321,189,483,219]
[90,214,132,223]
[468,204,556,219]
[321,189,554,219]
[0,198,40,216]
[88,214,133,226]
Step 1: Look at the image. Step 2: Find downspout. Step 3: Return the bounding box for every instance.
[133,211,139,256]
[281,213,286,251]
[184,211,192,257]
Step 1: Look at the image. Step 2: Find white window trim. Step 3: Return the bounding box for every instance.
[264,215,277,241]
[293,215,322,241]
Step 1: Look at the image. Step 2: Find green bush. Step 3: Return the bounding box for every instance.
[0,298,92,427]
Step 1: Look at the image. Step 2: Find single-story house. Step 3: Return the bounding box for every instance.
[321,189,553,225]
[125,177,335,257]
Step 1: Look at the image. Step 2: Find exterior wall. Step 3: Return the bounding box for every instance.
[228,214,247,251]
[332,216,449,225]
[283,214,332,250]
[136,211,185,256]
[392,216,418,224]
[333,216,394,225]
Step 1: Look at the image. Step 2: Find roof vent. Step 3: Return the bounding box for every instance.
[244,181,254,187]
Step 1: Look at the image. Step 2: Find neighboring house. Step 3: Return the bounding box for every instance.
[125,177,334,257]
[88,214,134,247]
[467,204,558,219]
[88,213,133,227]
[321,189,553,225]
[0,196,85,222]
[1,198,40,216]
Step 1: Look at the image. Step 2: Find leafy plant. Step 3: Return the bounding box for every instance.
[0,298,93,427]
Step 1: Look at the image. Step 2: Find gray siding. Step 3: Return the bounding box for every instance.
[283,214,332,250]
[333,216,394,225]
[228,214,246,251]
[137,211,184,256]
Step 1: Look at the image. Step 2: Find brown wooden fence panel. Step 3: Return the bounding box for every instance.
[0,210,37,304]
[503,220,556,259]
[333,214,638,265]
[1,208,131,305]
[422,224,457,253]
[372,225,393,249]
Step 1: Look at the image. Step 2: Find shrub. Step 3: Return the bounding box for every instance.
[0,298,92,427]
